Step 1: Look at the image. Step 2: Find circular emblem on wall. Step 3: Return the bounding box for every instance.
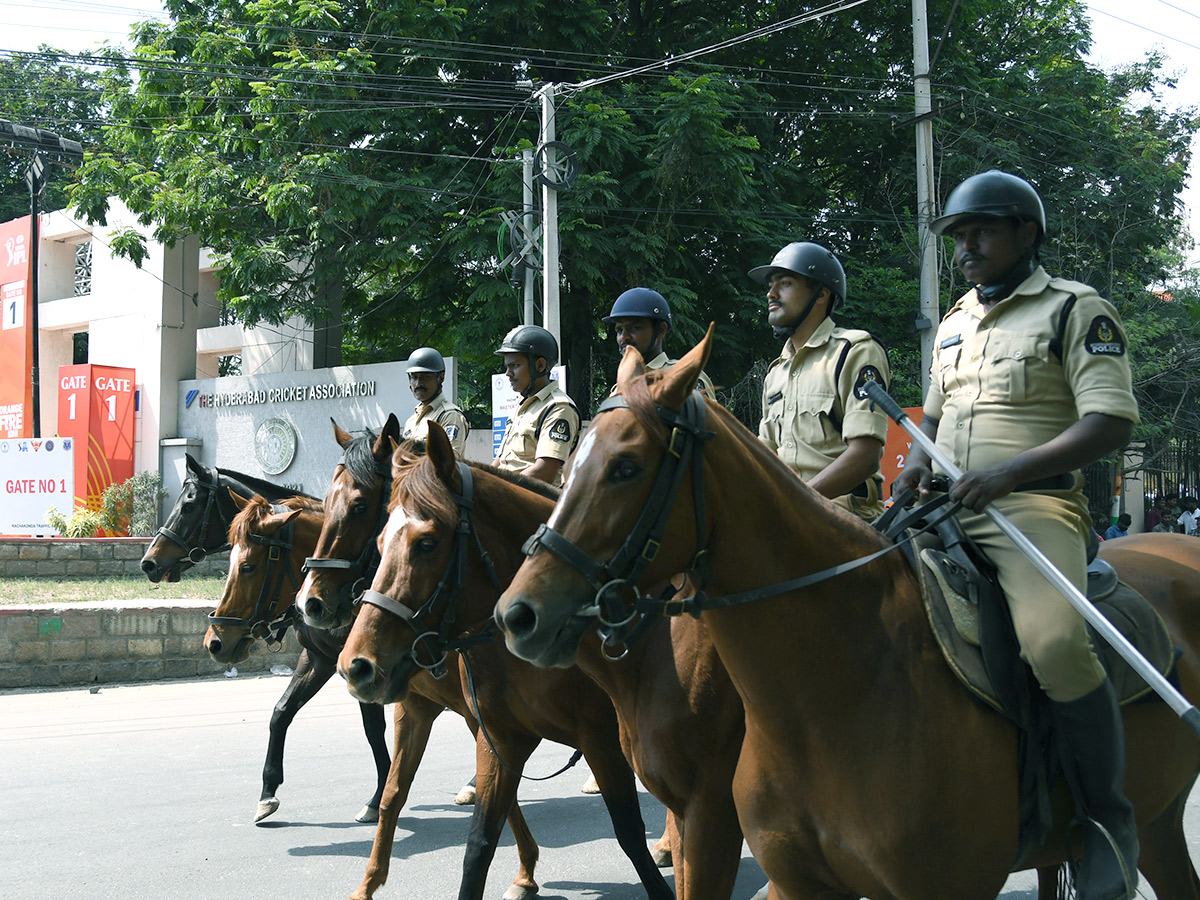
[254,416,298,475]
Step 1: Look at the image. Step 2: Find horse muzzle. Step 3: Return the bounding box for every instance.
[495,591,588,668]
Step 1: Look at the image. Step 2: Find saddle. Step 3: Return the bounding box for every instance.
[878,492,1176,867]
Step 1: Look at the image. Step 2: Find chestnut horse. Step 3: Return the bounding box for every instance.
[331,426,672,900]
[495,329,1200,900]
[337,422,748,900]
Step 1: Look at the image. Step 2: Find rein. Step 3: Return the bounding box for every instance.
[156,465,229,564]
[521,390,951,653]
[302,453,392,616]
[206,505,300,651]
[358,463,502,678]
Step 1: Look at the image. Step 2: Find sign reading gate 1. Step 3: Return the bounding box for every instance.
[57,364,137,515]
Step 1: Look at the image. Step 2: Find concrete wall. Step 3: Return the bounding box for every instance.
[0,599,299,690]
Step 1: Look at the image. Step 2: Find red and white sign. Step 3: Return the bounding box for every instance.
[881,407,925,500]
[0,216,33,439]
[0,437,74,535]
[56,364,137,513]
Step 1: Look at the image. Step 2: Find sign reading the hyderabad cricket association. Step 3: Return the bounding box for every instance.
[0,437,74,535]
[0,215,33,439]
[491,365,566,457]
[56,364,137,511]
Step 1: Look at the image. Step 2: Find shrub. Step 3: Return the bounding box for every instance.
[45,505,104,538]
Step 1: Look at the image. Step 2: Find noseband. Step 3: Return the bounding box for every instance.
[302,454,392,617]
[156,465,228,565]
[207,505,300,651]
[358,462,501,678]
[520,391,713,652]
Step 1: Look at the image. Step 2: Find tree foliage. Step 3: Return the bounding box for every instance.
[50,0,1199,443]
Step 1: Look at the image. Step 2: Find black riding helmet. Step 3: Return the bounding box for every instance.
[749,242,847,339]
[930,169,1046,245]
[496,325,559,398]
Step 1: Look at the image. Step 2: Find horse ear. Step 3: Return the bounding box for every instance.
[332,418,354,450]
[264,506,304,532]
[229,488,252,511]
[186,452,203,474]
[616,343,646,390]
[383,413,401,445]
[425,422,460,487]
[658,323,715,408]
[373,416,400,461]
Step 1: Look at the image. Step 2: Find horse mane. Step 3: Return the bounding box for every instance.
[339,427,383,487]
[228,494,324,548]
[218,466,319,501]
[391,456,560,530]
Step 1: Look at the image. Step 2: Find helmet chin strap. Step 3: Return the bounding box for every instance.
[771,291,822,342]
[977,253,1037,303]
[521,356,544,399]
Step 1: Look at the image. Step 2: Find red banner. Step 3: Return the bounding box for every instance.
[881,407,925,500]
[0,216,32,439]
[56,364,137,514]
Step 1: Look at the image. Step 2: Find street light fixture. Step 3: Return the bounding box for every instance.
[1,119,84,438]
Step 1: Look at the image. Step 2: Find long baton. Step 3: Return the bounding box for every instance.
[865,381,1200,738]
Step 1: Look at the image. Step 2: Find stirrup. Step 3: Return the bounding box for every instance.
[1072,815,1137,900]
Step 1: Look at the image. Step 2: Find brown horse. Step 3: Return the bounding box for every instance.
[204,488,544,900]
[337,422,748,900]
[495,329,1200,900]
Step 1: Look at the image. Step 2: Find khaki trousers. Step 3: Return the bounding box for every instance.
[956,492,1107,702]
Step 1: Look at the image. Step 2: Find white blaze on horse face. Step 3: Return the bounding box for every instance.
[226,544,243,580]
[381,505,419,556]
[549,428,597,529]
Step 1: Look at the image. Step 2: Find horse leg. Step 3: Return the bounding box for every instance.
[349,693,444,900]
[1034,866,1062,900]
[501,797,539,900]
[583,746,674,900]
[356,700,390,823]
[458,732,540,900]
[1134,774,1200,900]
[651,814,673,868]
[256,647,334,823]
[673,788,742,900]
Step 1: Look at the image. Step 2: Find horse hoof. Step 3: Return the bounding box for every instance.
[580,774,601,794]
[502,883,538,900]
[454,785,476,805]
[254,797,280,823]
[355,804,379,823]
[747,883,770,900]
[651,846,672,868]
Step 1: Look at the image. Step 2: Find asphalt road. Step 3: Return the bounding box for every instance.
[0,672,1190,899]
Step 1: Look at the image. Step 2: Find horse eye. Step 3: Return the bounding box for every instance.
[414,538,438,555]
[352,501,369,516]
[239,563,257,575]
[609,459,640,482]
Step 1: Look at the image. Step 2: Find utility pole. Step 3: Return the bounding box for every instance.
[521,148,537,326]
[27,154,46,437]
[537,83,561,352]
[912,0,939,393]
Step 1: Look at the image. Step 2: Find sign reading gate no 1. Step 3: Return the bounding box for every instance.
[56,364,137,512]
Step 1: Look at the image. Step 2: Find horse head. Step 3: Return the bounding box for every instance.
[141,453,225,583]
[297,414,401,630]
[203,491,317,664]
[339,422,555,704]
[495,325,716,668]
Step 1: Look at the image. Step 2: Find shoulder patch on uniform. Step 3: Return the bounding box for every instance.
[766,391,784,405]
[853,365,885,400]
[443,424,459,440]
[1083,315,1126,356]
[548,419,573,442]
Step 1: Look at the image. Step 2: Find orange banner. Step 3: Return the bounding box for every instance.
[880,407,925,501]
[0,215,33,439]
[56,364,137,514]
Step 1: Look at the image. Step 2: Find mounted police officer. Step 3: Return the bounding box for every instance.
[603,287,714,395]
[895,169,1140,900]
[402,347,469,458]
[493,324,580,486]
[751,241,890,521]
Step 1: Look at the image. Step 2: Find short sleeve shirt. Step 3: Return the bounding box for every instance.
[924,267,1139,478]
[493,380,580,485]
[402,392,470,458]
[756,317,890,484]
[609,351,715,397]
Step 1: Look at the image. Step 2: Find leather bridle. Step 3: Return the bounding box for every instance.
[156,464,229,565]
[207,505,300,651]
[301,453,392,618]
[358,462,501,678]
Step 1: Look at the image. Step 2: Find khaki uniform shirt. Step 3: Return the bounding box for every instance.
[645,351,716,395]
[494,380,580,486]
[757,317,890,508]
[924,266,1139,494]
[402,392,469,458]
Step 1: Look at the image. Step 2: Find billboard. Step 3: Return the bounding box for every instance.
[56,364,137,512]
[0,216,32,439]
[0,437,75,535]
[880,407,925,501]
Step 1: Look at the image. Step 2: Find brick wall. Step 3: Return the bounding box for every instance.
[0,537,230,579]
[0,600,300,690]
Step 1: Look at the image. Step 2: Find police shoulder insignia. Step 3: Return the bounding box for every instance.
[853,365,885,400]
[549,418,573,442]
[1084,315,1126,356]
[443,424,459,440]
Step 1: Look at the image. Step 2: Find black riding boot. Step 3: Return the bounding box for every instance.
[1050,680,1139,900]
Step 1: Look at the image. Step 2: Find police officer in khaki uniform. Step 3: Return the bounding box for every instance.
[493,324,580,486]
[603,287,715,395]
[402,348,469,458]
[895,170,1139,900]
[751,242,890,521]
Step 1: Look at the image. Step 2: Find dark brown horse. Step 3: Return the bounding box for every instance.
[337,422,748,900]
[336,427,675,900]
[495,329,1200,900]
[203,487,544,900]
